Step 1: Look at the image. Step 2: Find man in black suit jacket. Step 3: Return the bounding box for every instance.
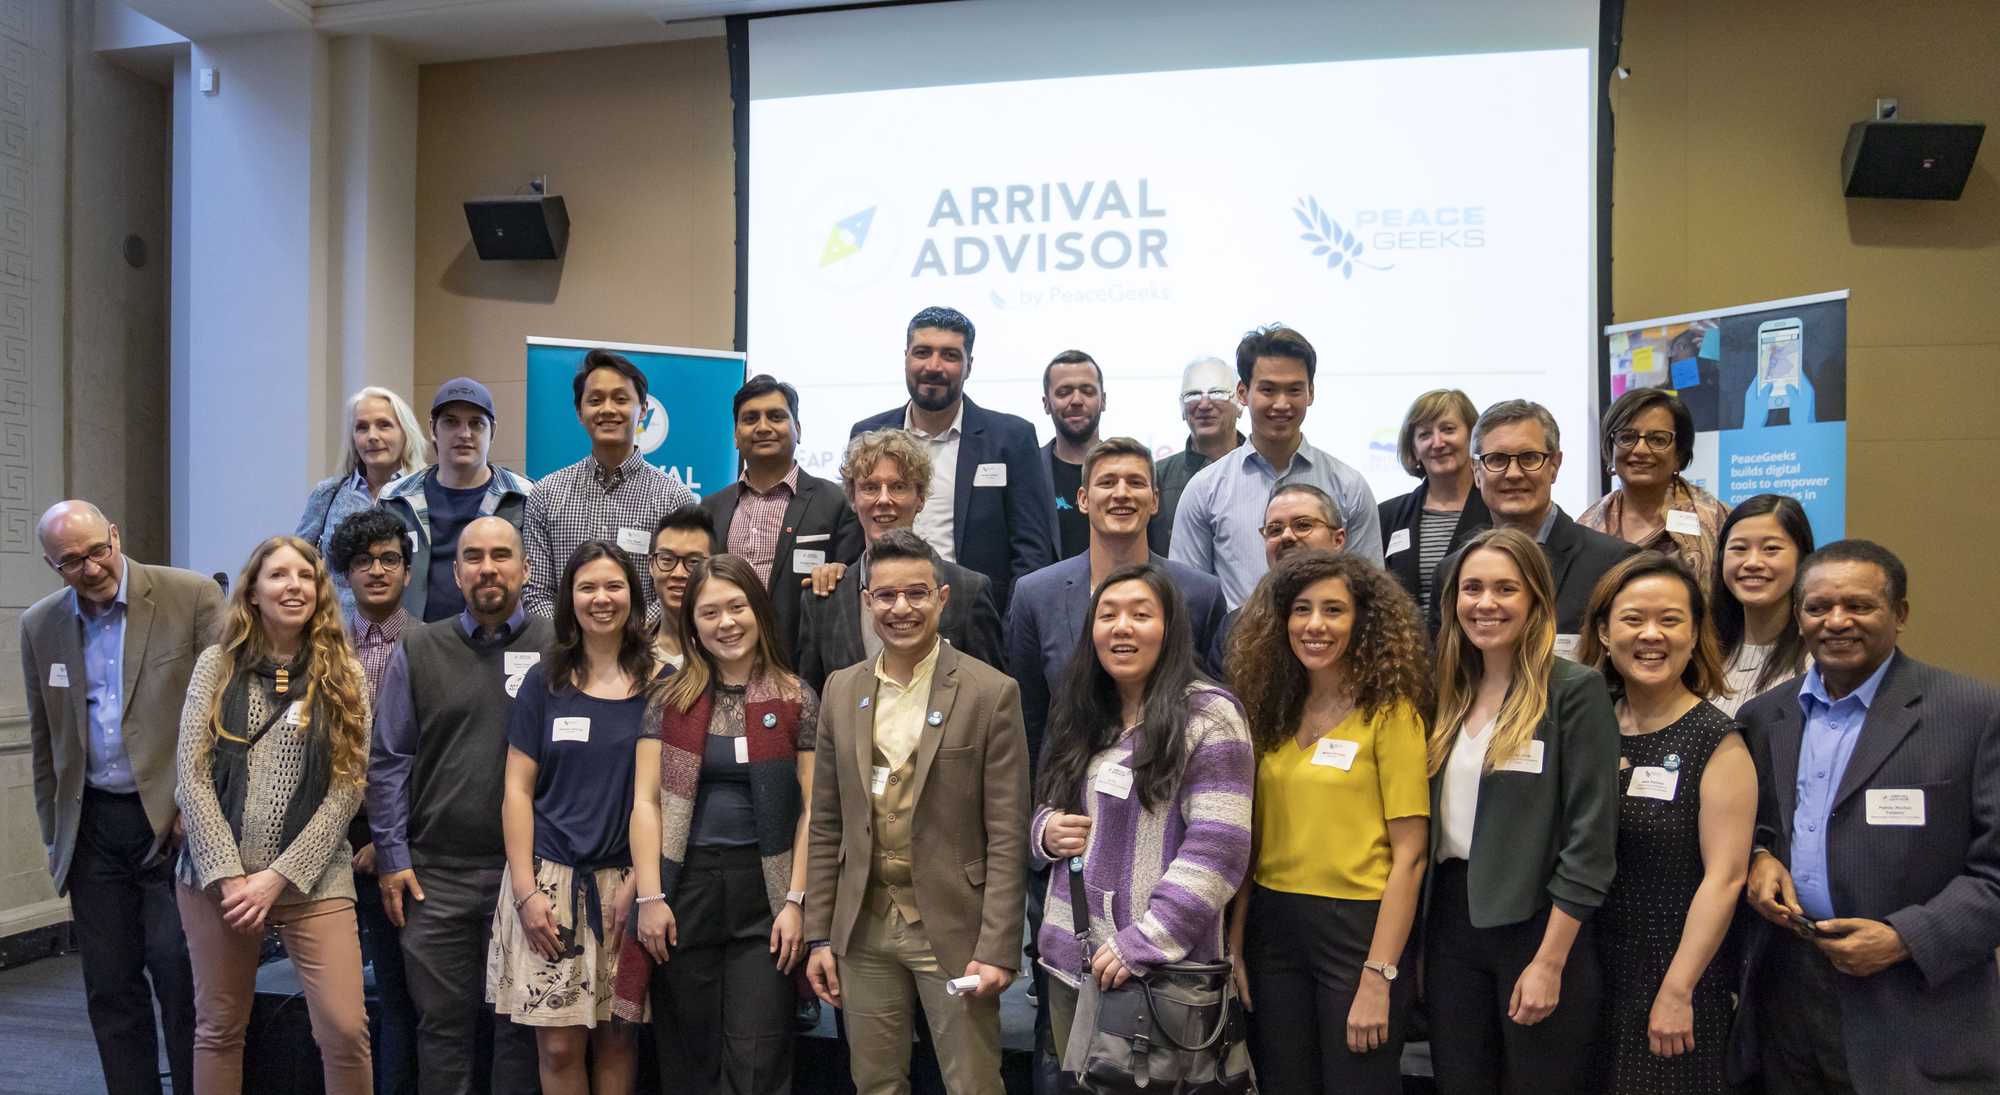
[703,375,863,666]
[1736,540,2000,1094]
[849,306,1057,611]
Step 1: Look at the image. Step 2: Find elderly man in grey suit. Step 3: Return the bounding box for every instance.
[1737,539,2000,1094]
[21,500,222,1095]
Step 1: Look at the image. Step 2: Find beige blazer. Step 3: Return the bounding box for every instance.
[21,560,223,893]
[804,641,1029,975]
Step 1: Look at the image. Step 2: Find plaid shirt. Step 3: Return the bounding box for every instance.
[347,605,414,701]
[726,463,800,586]
[523,447,694,622]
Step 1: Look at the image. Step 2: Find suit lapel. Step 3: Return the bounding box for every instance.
[953,403,984,560]
[121,563,156,702]
[848,664,882,800]
[1541,511,1580,593]
[907,644,963,806]
[53,603,89,749]
[769,480,813,597]
[712,484,740,547]
[1768,696,1806,835]
[834,567,868,669]
[1829,656,1923,813]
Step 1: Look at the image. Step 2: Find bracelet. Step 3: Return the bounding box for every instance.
[785,890,806,907]
[636,893,667,906]
[513,890,538,911]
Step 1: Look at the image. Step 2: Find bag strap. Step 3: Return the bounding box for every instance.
[1066,855,1092,972]
[1137,977,1233,1053]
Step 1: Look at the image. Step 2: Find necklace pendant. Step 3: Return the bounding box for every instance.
[274,667,290,696]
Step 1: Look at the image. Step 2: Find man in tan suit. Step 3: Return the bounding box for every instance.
[21,500,222,1095]
[804,528,1028,1095]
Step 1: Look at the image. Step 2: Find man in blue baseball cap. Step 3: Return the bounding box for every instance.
[379,377,537,621]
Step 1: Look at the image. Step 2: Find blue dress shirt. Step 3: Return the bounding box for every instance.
[1791,651,1897,920]
[70,564,136,793]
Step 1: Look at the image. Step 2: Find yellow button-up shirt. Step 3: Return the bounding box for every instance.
[871,639,942,769]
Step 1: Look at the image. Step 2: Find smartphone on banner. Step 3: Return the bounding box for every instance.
[1757,318,1803,410]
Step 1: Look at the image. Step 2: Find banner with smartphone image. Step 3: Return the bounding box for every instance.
[1605,290,1848,538]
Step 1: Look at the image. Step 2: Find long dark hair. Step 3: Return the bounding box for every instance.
[1711,494,1814,694]
[657,553,796,713]
[545,540,654,695]
[1036,564,1206,813]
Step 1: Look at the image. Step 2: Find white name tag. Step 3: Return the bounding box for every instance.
[1554,634,1581,661]
[1311,738,1360,771]
[48,664,70,688]
[870,766,890,797]
[616,526,652,555]
[793,548,827,574]
[973,462,1007,487]
[1495,739,1545,775]
[285,702,305,726]
[1626,766,1679,801]
[505,673,526,699]
[734,736,750,765]
[1386,528,1412,556]
[1864,788,1926,826]
[552,717,590,743]
[505,651,541,676]
[795,532,831,544]
[1095,762,1134,800]
[1665,509,1702,536]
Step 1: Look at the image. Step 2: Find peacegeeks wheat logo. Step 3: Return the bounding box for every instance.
[1294,194,1489,281]
[821,206,877,267]
[1294,196,1392,280]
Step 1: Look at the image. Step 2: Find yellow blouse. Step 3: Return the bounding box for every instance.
[1252,699,1431,900]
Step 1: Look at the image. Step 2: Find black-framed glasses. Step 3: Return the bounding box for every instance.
[1260,517,1331,541]
[864,585,934,610]
[51,541,114,577]
[1180,387,1233,408]
[1476,450,1552,474]
[1612,429,1677,453]
[648,551,708,575]
[348,551,406,573]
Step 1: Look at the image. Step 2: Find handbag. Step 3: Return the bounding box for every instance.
[1062,857,1254,1094]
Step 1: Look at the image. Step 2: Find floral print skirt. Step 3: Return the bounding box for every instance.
[486,858,638,1028]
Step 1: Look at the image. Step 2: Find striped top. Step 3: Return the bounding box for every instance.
[1417,507,1460,618]
[1031,686,1255,985]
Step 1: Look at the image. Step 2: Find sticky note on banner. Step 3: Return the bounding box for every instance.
[1612,373,1629,397]
[1671,357,1701,389]
[1631,346,1658,373]
[1609,333,1630,354]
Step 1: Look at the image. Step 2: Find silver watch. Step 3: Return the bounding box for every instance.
[1363,960,1399,983]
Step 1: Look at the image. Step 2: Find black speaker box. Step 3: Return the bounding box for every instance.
[464,194,570,259]
[1841,121,1985,199]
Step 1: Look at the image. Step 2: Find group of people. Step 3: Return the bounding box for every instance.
[22,306,1999,1095]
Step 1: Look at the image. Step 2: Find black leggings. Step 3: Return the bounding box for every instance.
[1424,859,1603,1095]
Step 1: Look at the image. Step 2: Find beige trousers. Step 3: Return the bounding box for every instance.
[837,902,1003,1095]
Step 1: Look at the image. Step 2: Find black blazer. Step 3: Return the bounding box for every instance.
[1429,506,1639,636]
[1377,479,1491,610]
[1425,657,1620,929]
[1731,654,2000,1092]
[850,397,1058,611]
[793,554,1005,694]
[703,470,863,670]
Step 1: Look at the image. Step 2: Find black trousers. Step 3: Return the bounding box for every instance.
[1244,885,1412,1095]
[651,845,797,1094]
[1757,930,1857,1095]
[1425,860,1602,1095]
[398,863,540,1095]
[68,788,195,1095]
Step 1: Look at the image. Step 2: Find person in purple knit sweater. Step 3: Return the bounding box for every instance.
[1028,562,1256,1055]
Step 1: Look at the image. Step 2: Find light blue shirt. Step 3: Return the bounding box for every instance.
[69,563,135,793]
[1167,437,1383,609]
[1791,651,1897,920]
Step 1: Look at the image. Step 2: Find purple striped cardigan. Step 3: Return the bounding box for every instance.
[1031,686,1255,986]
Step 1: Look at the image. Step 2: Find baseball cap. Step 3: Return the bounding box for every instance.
[431,377,496,420]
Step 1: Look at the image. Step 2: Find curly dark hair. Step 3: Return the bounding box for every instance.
[327,507,409,575]
[1224,550,1433,753]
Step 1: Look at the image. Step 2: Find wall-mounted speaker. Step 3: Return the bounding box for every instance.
[464,194,570,260]
[1841,121,1985,200]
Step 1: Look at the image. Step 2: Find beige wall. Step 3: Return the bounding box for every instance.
[1613,0,2000,682]
[413,38,735,470]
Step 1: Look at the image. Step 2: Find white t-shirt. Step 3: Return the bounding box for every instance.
[1716,642,1801,718]
[1436,719,1494,863]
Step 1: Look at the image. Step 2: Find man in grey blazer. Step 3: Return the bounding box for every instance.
[21,500,222,1095]
[1738,539,2000,1094]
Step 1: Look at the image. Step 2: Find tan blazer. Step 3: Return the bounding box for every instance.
[804,640,1029,975]
[21,560,223,894]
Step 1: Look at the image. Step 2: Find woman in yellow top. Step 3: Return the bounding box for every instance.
[1224,550,1434,1094]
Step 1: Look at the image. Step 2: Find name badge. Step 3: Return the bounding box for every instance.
[973,462,1007,487]
[1864,788,1926,826]
[285,702,305,726]
[1311,738,1360,771]
[505,651,541,676]
[793,548,827,574]
[1495,739,1546,775]
[1386,528,1412,556]
[1626,765,1679,801]
[505,673,526,699]
[734,736,750,765]
[1665,509,1702,536]
[870,766,890,797]
[552,717,590,743]
[1095,762,1134,800]
[795,532,831,544]
[616,526,652,555]
[48,664,70,688]
[1553,634,1581,661]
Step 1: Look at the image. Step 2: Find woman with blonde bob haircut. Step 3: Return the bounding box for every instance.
[1423,527,1620,1095]
[1378,389,1489,619]
[174,535,374,1094]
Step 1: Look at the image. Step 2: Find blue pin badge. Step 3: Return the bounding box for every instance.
[927,711,944,726]
[859,696,871,710]
[762,712,778,728]
[1663,753,1682,772]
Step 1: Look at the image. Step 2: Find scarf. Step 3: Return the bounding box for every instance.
[210,651,333,856]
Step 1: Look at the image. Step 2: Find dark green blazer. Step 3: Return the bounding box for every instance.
[1427,657,1620,928]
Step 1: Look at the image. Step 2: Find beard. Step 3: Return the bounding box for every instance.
[907,374,961,413]
[1053,410,1102,447]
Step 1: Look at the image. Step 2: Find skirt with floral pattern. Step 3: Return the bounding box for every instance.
[486,858,639,1028]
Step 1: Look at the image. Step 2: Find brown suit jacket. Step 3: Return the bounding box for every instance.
[21,560,223,894]
[804,640,1029,975]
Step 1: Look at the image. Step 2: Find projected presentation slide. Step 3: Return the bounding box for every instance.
[748,46,1593,510]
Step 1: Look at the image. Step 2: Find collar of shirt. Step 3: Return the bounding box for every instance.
[1798,650,1897,720]
[873,637,943,693]
[739,462,801,498]
[350,606,412,645]
[903,401,966,442]
[591,447,648,491]
[68,558,132,622]
[1534,505,1562,544]
[459,602,529,641]
[1241,437,1312,479]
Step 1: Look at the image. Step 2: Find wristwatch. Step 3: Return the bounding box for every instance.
[1363,960,1399,983]
[786,889,806,907]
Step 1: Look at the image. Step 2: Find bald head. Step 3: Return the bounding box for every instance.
[37,500,124,607]
[454,516,527,624]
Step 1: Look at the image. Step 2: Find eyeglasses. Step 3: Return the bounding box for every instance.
[648,551,707,575]
[1181,387,1233,408]
[1476,450,1552,474]
[854,481,917,501]
[864,585,934,610]
[1612,429,1677,453]
[1260,517,1332,541]
[51,541,114,577]
[348,551,406,573]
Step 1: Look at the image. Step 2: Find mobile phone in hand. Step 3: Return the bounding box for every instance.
[1786,912,1828,940]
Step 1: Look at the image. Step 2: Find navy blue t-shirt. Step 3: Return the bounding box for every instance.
[505,663,645,866]
[422,474,488,622]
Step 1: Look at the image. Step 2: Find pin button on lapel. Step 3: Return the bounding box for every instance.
[859,696,870,709]
[762,712,778,728]
[928,711,943,726]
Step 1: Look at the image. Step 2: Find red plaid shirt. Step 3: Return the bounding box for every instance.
[347,606,413,701]
[726,464,799,586]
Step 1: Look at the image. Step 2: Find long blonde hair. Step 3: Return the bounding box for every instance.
[1428,528,1558,775]
[202,535,370,787]
[343,386,430,482]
